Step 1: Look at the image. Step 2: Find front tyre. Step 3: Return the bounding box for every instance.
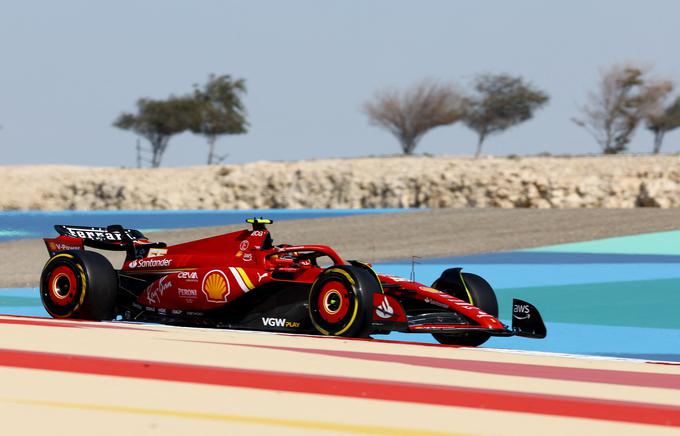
[40,251,118,320]
[432,270,498,347]
[308,266,379,337]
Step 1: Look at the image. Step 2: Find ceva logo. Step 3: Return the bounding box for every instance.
[177,271,198,280]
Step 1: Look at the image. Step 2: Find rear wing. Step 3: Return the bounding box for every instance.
[44,224,166,260]
[55,225,148,243]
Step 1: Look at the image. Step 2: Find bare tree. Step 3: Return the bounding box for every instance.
[573,64,672,154]
[363,80,465,155]
[646,95,680,154]
[462,74,549,158]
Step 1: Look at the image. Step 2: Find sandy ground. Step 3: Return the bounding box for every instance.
[3,208,680,288]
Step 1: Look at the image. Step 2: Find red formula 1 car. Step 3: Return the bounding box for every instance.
[40,218,546,346]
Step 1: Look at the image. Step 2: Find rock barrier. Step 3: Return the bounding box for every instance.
[3,155,680,210]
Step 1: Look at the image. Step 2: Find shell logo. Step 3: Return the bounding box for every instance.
[201,270,230,302]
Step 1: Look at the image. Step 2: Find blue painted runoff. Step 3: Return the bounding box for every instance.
[0,209,413,242]
[5,285,680,362]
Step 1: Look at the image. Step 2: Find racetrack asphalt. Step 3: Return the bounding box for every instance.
[3,208,680,288]
[3,209,680,435]
[1,315,679,436]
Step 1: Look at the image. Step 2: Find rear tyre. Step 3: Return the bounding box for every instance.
[431,270,498,347]
[308,266,379,337]
[40,250,118,320]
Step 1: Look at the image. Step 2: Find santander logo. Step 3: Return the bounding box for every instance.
[128,258,172,269]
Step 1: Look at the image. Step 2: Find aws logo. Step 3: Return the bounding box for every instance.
[202,270,230,302]
[513,304,531,320]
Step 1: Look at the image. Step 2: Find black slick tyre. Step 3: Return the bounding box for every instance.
[40,250,118,320]
[308,265,379,337]
[431,269,498,347]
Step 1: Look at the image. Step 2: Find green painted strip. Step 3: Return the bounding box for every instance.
[523,230,680,256]
[496,277,680,329]
[0,230,33,238]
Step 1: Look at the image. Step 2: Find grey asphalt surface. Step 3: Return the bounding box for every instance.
[2,208,680,288]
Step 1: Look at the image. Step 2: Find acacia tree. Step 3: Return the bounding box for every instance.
[646,95,680,154]
[114,97,198,167]
[573,64,672,154]
[363,80,465,155]
[191,74,248,164]
[462,74,549,158]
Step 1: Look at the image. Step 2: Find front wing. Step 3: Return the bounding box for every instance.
[372,296,546,339]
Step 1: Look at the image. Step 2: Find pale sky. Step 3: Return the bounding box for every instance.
[1,0,679,166]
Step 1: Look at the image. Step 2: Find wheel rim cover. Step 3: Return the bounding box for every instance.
[317,280,350,323]
[48,265,77,306]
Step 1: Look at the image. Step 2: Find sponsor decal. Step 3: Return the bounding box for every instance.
[177,271,198,280]
[171,309,182,315]
[178,288,197,298]
[513,303,531,320]
[228,267,255,292]
[201,270,230,302]
[49,242,81,252]
[64,227,124,241]
[128,258,172,269]
[148,248,168,257]
[146,276,172,304]
[424,297,449,309]
[243,253,253,262]
[251,230,265,237]
[375,296,395,319]
[261,317,300,328]
[239,240,249,251]
[419,286,442,294]
[257,272,269,282]
[449,299,496,319]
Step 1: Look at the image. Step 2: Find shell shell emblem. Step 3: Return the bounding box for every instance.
[202,270,230,302]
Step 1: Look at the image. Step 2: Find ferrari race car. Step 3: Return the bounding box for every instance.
[40,218,546,346]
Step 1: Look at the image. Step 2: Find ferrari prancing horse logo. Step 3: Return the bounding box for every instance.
[202,270,230,302]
